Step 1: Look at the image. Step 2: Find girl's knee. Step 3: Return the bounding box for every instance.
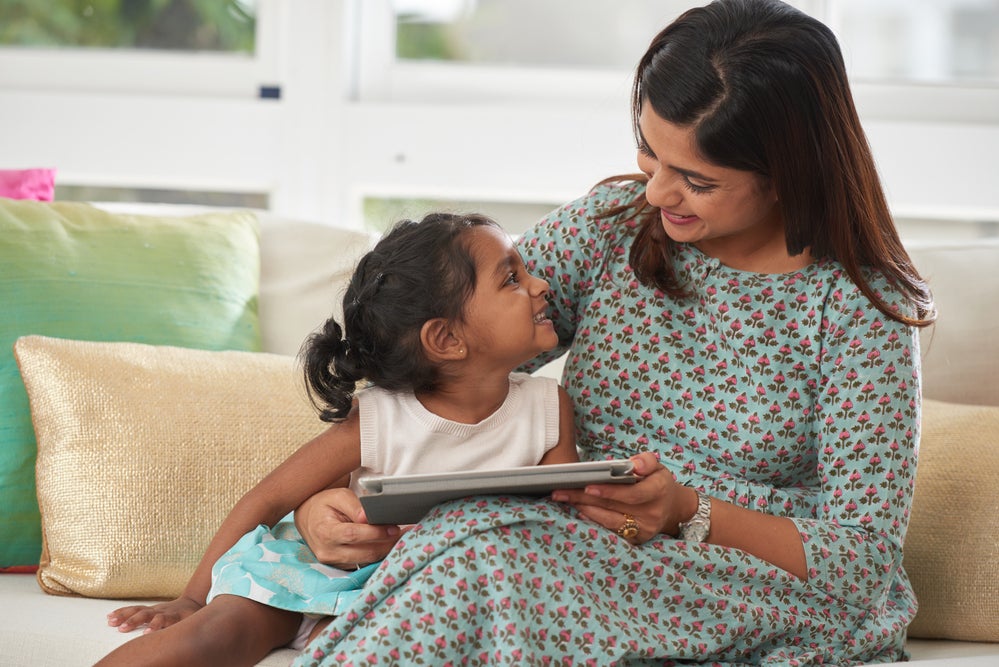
[197,595,301,654]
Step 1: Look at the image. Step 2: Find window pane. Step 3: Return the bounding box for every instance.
[56,185,268,210]
[0,0,256,53]
[393,0,689,69]
[896,216,999,242]
[831,0,999,84]
[392,0,999,85]
[364,196,559,235]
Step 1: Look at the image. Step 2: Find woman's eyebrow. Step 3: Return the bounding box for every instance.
[670,164,719,183]
[638,127,719,183]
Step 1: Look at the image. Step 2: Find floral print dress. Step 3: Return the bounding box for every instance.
[296,182,920,666]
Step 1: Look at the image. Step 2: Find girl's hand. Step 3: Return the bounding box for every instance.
[106,596,202,634]
[294,487,408,568]
[550,452,697,544]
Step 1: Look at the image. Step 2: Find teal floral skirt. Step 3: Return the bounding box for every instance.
[208,513,379,616]
[292,497,912,666]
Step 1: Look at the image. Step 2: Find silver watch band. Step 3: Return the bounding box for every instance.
[678,490,712,542]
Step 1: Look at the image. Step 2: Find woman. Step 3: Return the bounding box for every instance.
[293,1,934,663]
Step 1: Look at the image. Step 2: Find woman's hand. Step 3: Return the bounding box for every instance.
[551,452,697,544]
[294,487,407,568]
[106,596,202,634]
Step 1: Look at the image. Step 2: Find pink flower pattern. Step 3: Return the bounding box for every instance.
[296,182,920,666]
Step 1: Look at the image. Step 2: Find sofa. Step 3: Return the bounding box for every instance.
[0,199,997,666]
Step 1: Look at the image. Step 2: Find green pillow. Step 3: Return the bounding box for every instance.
[0,198,262,567]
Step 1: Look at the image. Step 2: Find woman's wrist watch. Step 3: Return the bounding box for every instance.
[678,490,712,542]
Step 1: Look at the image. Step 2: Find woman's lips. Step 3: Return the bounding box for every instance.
[661,209,699,226]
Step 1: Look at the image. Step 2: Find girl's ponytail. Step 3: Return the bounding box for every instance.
[301,316,362,422]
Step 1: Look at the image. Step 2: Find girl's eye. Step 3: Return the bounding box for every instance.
[504,271,520,286]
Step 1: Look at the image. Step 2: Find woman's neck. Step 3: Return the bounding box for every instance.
[695,232,812,274]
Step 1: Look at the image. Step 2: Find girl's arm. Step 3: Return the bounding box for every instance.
[108,408,363,633]
[538,385,579,465]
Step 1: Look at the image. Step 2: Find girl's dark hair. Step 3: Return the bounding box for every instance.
[301,212,500,422]
[608,0,934,327]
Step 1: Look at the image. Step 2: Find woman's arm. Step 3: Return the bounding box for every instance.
[553,452,808,579]
[108,410,363,632]
[555,283,921,597]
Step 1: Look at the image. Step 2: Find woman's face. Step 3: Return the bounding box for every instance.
[636,104,787,270]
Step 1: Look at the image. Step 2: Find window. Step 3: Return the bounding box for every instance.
[353,0,999,240]
[0,0,256,52]
[0,0,279,98]
[357,0,999,120]
[3,1,997,239]
[56,185,267,211]
[827,0,999,84]
[363,196,559,235]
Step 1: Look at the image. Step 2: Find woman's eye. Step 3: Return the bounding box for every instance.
[682,177,714,194]
[637,143,656,159]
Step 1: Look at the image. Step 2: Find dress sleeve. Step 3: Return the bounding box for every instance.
[516,182,639,372]
[692,275,920,609]
[792,280,921,609]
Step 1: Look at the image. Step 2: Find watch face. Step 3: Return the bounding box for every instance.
[682,520,709,542]
[680,493,711,542]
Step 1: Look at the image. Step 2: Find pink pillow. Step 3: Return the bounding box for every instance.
[0,168,56,201]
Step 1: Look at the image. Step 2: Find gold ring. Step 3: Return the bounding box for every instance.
[617,514,640,540]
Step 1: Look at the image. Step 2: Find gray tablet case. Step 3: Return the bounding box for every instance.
[358,459,636,524]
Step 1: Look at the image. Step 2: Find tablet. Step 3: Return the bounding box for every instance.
[358,459,636,525]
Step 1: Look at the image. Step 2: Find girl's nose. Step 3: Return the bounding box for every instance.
[529,274,550,296]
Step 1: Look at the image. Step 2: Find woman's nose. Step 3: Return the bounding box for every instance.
[646,171,682,209]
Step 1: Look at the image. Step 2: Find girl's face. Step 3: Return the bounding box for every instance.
[636,104,788,271]
[458,225,558,371]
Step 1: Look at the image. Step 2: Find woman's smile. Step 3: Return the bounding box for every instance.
[661,209,699,226]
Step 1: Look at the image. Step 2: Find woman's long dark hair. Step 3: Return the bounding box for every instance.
[612,0,934,327]
[301,212,499,422]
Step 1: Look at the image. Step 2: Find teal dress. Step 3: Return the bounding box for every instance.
[296,182,920,665]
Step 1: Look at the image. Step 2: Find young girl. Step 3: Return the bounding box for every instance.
[98,212,578,667]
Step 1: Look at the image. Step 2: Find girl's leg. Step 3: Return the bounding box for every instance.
[95,595,302,667]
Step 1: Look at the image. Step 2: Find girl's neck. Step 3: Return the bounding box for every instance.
[414,372,512,424]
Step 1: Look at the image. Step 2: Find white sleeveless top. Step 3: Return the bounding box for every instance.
[351,372,560,491]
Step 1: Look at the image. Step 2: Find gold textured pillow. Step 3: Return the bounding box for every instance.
[904,399,999,641]
[13,335,327,600]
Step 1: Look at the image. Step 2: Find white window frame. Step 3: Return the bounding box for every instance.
[353,0,999,123]
[0,0,996,234]
[347,0,999,231]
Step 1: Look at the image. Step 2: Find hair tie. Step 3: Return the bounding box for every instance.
[349,272,387,309]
